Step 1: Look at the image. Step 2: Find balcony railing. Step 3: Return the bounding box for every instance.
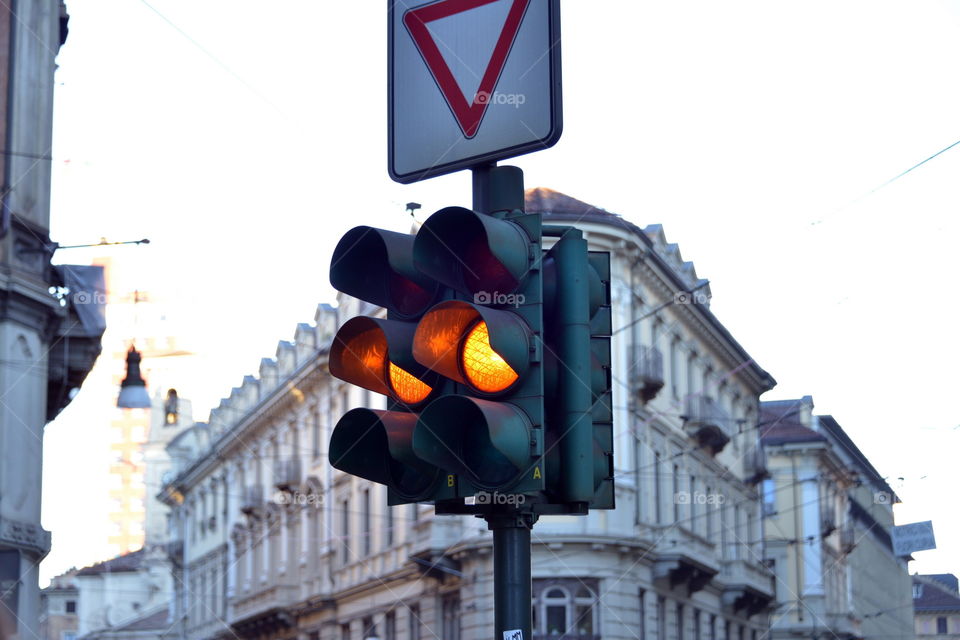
[743,445,769,484]
[631,345,664,402]
[683,396,732,452]
[840,524,856,554]
[240,484,263,515]
[273,458,302,492]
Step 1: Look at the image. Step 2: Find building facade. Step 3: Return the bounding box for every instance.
[914,574,960,640]
[159,188,779,640]
[0,2,104,638]
[760,397,914,640]
[39,570,79,640]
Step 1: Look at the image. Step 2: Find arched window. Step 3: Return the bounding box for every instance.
[533,579,600,639]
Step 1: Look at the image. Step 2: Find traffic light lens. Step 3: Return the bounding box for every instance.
[388,362,433,405]
[389,272,433,317]
[460,321,519,393]
[463,241,515,295]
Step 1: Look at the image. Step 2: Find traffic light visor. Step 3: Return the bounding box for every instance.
[330,226,439,319]
[413,207,531,296]
[329,408,438,499]
[413,395,532,490]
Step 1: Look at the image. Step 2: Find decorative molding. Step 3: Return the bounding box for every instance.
[0,516,51,556]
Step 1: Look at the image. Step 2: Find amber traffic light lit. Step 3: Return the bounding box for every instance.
[388,362,433,404]
[460,321,519,393]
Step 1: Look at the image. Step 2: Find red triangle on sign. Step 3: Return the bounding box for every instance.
[404,0,531,139]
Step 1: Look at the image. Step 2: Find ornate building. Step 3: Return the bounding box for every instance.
[760,397,915,640]
[0,3,104,638]
[160,189,778,640]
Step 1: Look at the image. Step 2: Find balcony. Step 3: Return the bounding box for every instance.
[652,531,719,595]
[231,584,298,637]
[682,396,731,453]
[631,345,664,403]
[241,485,264,516]
[840,524,857,554]
[742,445,769,485]
[272,458,302,493]
[718,559,775,618]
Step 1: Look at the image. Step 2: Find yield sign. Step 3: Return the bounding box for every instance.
[403,0,530,139]
[389,0,562,184]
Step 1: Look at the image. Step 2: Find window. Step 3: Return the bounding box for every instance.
[409,605,421,640]
[341,499,350,565]
[733,506,741,559]
[690,474,697,533]
[762,479,776,516]
[442,594,461,640]
[385,611,396,640]
[386,500,394,547]
[677,604,684,640]
[670,338,679,397]
[913,584,923,599]
[657,597,666,640]
[654,452,663,524]
[65,600,76,614]
[341,623,351,640]
[693,609,701,640]
[721,504,729,559]
[937,617,948,634]
[62,633,77,640]
[673,464,681,522]
[312,412,321,458]
[532,579,599,639]
[709,615,716,640]
[362,617,376,640]
[639,590,646,640]
[705,486,714,541]
[362,489,371,556]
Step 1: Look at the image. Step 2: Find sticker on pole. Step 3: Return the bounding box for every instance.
[389,0,562,183]
[503,630,523,640]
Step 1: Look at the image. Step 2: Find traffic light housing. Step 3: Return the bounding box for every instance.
[327,168,613,513]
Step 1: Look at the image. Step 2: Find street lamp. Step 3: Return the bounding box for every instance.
[117,345,151,408]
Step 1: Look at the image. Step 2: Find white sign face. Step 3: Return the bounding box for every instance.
[389,0,562,183]
[892,520,937,557]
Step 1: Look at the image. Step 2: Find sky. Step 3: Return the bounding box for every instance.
[41,0,960,582]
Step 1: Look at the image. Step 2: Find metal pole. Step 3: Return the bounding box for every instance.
[485,513,536,640]
[473,164,525,215]
[473,163,535,640]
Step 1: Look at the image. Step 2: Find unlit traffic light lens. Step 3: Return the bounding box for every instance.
[460,321,519,393]
[388,362,433,405]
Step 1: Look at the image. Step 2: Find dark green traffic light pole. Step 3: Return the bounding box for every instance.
[470,163,595,639]
[473,163,536,640]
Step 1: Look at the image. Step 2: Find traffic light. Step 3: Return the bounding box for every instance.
[327,226,454,504]
[327,175,613,512]
[408,205,546,496]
